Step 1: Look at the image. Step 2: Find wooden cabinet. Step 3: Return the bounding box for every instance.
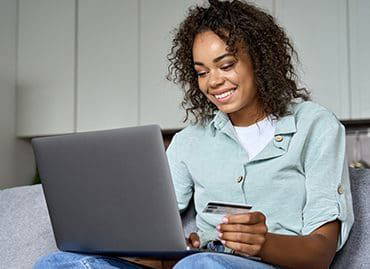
[275,0,350,119]
[17,0,75,137]
[349,0,370,119]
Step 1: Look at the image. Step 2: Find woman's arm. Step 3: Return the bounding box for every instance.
[260,220,340,269]
[218,212,340,269]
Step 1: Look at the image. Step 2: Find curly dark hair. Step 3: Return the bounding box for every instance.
[167,0,310,126]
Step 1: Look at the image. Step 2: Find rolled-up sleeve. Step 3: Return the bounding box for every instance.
[302,114,354,251]
[166,133,194,212]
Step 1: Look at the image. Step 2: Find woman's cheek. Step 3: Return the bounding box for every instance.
[198,81,209,97]
[226,71,239,85]
[203,92,214,103]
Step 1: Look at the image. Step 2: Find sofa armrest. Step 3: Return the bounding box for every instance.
[0,184,57,269]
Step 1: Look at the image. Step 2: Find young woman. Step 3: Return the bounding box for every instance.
[34,0,354,268]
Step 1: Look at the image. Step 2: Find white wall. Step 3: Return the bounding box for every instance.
[0,0,35,189]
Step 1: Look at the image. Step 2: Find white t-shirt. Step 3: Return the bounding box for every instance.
[234,116,277,161]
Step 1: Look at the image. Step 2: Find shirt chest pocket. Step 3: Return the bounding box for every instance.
[243,161,306,204]
[189,159,246,201]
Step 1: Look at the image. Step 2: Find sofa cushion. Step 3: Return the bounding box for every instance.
[330,168,370,268]
[181,199,197,237]
[0,184,57,269]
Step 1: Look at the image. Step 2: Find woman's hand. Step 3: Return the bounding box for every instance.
[217,211,268,257]
[186,232,200,248]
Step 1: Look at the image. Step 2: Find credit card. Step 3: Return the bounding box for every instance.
[203,201,252,215]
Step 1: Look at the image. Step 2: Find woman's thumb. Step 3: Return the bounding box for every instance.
[189,232,200,248]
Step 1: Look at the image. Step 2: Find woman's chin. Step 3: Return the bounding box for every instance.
[216,103,240,114]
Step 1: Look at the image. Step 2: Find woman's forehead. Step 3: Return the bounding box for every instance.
[192,31,230,61]
[192,31,248,63]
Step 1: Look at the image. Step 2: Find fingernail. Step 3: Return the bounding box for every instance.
[216,225,221,230]
[221,240,226,245]
[222,217,228,223]
[218,232,223,238]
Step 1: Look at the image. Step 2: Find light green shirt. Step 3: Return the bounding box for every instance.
[166,101,354,251]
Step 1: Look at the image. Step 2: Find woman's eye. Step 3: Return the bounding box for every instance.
[221,63,235,71]
[197,71,207,77]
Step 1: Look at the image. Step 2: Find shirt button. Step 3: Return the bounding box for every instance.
[236,176,244,183]
[337,184,345,195]
[275,135,283,142]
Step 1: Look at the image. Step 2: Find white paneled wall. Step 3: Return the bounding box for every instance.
[77,0,139,132]
[0,0,18,188]
[139,0,197,129]
[251,0,274,14]
[0,0,35,188]
[17,0,75,137]
[349,0,370,119]
[16,0,370,137]
[275,0,350,119]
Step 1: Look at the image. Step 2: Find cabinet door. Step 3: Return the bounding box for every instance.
[275,0,350,119]
[17,0,75,137]
[77,0,138,132]
[349,0,370,119]
[140,0,273,130]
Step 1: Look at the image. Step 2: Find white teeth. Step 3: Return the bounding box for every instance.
[215,89,235,99]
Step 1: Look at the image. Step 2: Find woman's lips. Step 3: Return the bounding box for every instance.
[212,87,237,103]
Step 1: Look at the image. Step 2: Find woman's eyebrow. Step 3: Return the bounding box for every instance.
[194,53,234,66]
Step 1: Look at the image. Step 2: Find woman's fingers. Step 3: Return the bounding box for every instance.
[219,231,266,245]
[223,211,266,225]
[216,211,268,257]
[217,223,267,234]
[223,240,263,257]
[188,232,200,248]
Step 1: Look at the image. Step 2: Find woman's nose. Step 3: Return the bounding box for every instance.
[208,70,224,89]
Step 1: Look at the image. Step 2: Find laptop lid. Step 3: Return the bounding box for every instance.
[32,125,188,256]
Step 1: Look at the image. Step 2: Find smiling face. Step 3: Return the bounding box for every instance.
[192,31,264,126]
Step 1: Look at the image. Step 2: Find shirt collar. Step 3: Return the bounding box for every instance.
[209,110,229,133]
[275,113,296,135]
[208,107,297,136]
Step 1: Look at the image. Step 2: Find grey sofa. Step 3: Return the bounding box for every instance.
[1,168,369,269]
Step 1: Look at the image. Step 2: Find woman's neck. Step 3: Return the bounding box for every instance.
[229,103,266,127]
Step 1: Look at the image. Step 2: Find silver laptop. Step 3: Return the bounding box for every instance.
[32,125,199,258]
